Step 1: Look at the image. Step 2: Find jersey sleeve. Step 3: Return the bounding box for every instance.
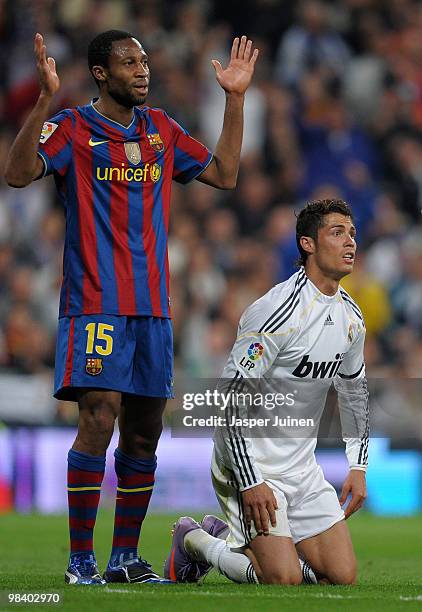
[168,116,212,184]
[224,302,283,379]
[37,109,75,177]
[334,325,369,471]
[216,301,286,491]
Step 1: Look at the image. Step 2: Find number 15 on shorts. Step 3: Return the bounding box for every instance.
[85,322,114,355]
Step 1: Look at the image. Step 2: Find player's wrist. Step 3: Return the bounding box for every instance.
[225,91,245,103]
[239,479,265,493]
[349,466,367,473]
[38,91,55,106]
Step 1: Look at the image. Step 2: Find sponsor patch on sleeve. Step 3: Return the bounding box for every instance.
[39,122,58,143]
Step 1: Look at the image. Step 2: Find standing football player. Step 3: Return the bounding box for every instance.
[165,199,369,586]
[4,30,258,585]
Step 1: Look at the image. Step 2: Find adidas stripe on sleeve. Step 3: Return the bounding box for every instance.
[334,309,369,471]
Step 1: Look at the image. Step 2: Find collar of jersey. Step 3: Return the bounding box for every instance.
[306,274,340,303]
[90,99,136,131]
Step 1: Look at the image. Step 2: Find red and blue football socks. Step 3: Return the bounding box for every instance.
[67,449,105,559]
[109,448,156,566]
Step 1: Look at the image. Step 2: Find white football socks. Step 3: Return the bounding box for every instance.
[184,528,317,585]
[184,529,258,583]
[300,559,317,584]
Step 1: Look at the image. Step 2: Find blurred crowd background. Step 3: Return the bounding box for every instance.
[0,0,421,432]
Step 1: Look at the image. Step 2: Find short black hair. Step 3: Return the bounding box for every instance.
[88,30,135,85]
[296,198,353,266]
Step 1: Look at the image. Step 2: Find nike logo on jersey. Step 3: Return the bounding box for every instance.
[292,353,344,378]
[88,138,109,147]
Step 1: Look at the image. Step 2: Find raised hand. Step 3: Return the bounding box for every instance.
[34,33,60,97]
[212,35,259,95]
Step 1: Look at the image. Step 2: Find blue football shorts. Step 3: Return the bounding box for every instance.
[54,314,173,400]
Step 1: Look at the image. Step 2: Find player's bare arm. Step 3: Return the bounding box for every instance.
[242,482,278,536]
[198,35,259,189]
[339,469,367,519]
[4,33,59,187]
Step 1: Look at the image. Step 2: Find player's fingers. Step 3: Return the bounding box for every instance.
[244,39,252,61]
[231,37,239,60]
[244,503,253,529]
[344,495,360,519]
[47,57,56,72]
[238,35,247,59]
[211,59,223,77]
[267,502,277,528]
[35,41,46,65]
[38,44,47,67]
[259,505,269,535]
[252,505,263,535]
[339,485,349,505]
[249,48,259,66]
[34,32,44,51]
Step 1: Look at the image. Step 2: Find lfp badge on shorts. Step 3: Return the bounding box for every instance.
[86,358,103,376]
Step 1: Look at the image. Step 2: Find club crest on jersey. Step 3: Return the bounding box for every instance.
[347,324,354,343]
[86,358,103,376]
[147,132,164,152]
[124,142,142,165]
[39,122,58,143]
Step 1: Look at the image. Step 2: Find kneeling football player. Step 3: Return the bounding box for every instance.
[165,199,368,585]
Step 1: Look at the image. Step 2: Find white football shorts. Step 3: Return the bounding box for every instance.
[211,450,345,549]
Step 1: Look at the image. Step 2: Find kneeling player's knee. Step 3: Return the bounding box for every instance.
[333,569,357,585]
[329,561,357,585]
[262,566,302,586]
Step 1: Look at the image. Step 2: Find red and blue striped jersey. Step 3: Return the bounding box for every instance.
[38,101,212,318]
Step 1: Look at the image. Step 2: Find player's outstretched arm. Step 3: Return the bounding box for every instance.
[197,35,258,189]
[4,33,60,187]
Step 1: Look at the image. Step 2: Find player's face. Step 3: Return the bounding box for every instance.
[313,213,357,280]
[104,38,150,108]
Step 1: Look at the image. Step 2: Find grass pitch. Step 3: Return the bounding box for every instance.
[0,511,420,611]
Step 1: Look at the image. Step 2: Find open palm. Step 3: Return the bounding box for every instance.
[212,36,259,95]
[34,33,60,97]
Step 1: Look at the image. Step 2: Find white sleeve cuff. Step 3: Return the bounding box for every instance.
[238,478,265,492]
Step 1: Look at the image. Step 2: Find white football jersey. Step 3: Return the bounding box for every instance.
[214,268,369,491]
